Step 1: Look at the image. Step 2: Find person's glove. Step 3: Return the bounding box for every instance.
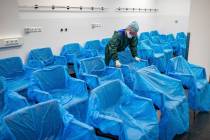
[115,60,121,68]
[134,57,141,62]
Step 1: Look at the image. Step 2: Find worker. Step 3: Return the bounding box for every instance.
[105,21,141,67]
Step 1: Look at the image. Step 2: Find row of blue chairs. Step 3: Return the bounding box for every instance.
[0,31,209,140]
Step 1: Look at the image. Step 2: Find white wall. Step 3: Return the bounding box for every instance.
[0,0,157,61]
[156,0,191,34]
[188,0,210,78]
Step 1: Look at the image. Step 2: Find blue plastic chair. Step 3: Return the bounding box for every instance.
[0,57,34,93]
[149,30,159,37]
[150,36,173,61]
[27,47,67,69]
[79,56,124,90]
[60,43,97,77]
[28,66,89,122]
[141,40,167,72]
[87,80,159,140]
[4,100,97,140]
[109,50,148,89]
[176,32,187,40]
[167,34,180,56]
[0,76,28,140]
[166,56,210,111]
[133,66,189,140]
[84,40,104,56]
[139,32,150,41]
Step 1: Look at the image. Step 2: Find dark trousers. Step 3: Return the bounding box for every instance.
[105,46,111,66]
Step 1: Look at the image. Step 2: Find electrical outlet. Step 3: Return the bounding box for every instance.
[91,23,102,29]
[0,37,23,48]
[24,27,42,33]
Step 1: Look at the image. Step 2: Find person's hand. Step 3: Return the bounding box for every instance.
[134,57,141,62]
[115,60,121,67]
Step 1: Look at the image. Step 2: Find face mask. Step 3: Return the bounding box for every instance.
[126,31,133,39]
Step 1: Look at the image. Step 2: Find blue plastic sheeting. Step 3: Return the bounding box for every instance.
[109,50,148,89]
[79,56,124,90]
[166,56,210,111]
[176,38,187,58]
[28,66,89,122]
[0,57,34,92]
[60,43,97,77]
[139,32,150,41]
[87,80,159,140]
[150,36,173,61]
[137,42,153,64]
[0,77,29,140]
[141,40,166,72]
[133,66,189,140]
[166,34,180,56]
[176,32,187,40]
[27,47,67,69]
[149,30,159,37]
[4,100,97,140]
[101,38,110,48]
[84,40,104,56]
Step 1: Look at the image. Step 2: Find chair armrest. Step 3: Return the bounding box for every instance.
[54,56,67,65]
[4,91,29,113]
[64,54,77,63]
[67,77,88,97]
[79,73,100,90]
[27,59,44,68]
[28,89,53,102]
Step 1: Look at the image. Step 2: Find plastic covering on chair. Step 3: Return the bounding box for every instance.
[139,32,150,41]
[0,57,34,92]
[109,50,148,89]
[150,36,173,61]
[60,43,97,77]
[101,38,110,48]
[176,38,187,58]
[87,80,159,140]
[141,40,166,72]
[167,34,180,56]
[0,76,29,140]
[84,40,104,56]
[4,100,97,140]
[27,47,67,69]
[149,30,159,37]
[176,32,187,40]
[28,66,89,122]
[133,66,189,140]
[79,56,124,90]
[166,56,210,111]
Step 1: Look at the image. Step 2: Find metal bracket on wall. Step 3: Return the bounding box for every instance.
[19,5,106,12]
[115,7,159,13]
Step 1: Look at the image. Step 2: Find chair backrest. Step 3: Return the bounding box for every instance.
[150,30,159,37]
[61,43,81,56]
[167,34,176,42]
[4,100,64,140]
[33,66,67,91]
[101,38,110,47]
[0,57,24,78]
[168,56,193,74]
[91,80,123,110]
[151,36,161,44]
[80,57,106,74]
[28,47,54,66]
[176,32,187,40]
[84,40,102,52]
[139,32,150,41]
